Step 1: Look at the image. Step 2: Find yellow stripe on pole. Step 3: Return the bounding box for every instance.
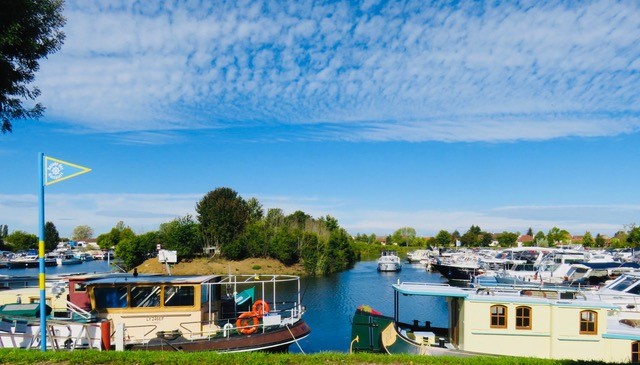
[39,240,45,257]
[39,273,45,290]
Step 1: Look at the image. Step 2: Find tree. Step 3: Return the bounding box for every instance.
[5,230,38,251]
[496,231,518,247]
[0,224,6,250]
[534,231,547,246]
[391,227,417,246]
[44,221,59,251]
[0,0,65,133]
[595,233,606,247]
[451,230,460,246]
[582,231,594,247]
[265,208,285,227]
[246,197,264,223]
[434,230,452,247]
[196,187,249,256]
[627,226,640,248]
[96,221,134,249]
[115,231,156,270]
[72,225,93,241]
[158,215,202,259]
[460,225,481,247]
[546,227,571,246]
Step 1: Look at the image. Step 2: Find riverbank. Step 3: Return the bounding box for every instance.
[135,256,306,276]
[0,349,611,365]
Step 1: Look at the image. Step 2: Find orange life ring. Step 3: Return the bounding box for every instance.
[252,300,270,318]
[236,312,258,335]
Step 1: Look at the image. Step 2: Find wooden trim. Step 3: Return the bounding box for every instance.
[515,306,532,330]
[490,305,507,329]
[579,310,597,335]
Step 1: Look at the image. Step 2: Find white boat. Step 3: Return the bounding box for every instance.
[57,253,82,266]
[406,249,434,264]
[351,280,640,362]
[377,250,402,272]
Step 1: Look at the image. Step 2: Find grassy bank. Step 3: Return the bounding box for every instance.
[0,350,624,365]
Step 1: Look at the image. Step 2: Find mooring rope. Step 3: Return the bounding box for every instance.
[285,324,305,354]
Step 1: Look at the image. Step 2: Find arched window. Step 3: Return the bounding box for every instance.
[515,306,532,330]
[490,305,507,328]
[579,310,597,335]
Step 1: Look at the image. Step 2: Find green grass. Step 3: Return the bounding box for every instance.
[0,349,627,365]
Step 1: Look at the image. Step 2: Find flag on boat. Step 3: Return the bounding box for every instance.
[44,156,91,186]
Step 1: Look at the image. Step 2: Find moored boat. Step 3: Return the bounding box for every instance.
[0,273,311,353]
[377,250,402,272]
[350,280,640,362]
[57,253,83,266]
[8,253,64,268]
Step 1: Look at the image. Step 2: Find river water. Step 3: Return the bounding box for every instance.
[0,259,448,353]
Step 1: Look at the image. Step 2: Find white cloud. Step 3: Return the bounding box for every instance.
[1,193,634,238]
[0,193,200,238]
[35,1,640,143]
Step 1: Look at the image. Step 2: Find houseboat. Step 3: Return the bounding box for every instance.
[350,281,640,362]
[0,273,311,352]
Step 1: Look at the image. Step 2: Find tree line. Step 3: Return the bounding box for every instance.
[353,224,640,249]
[98,187,357,276]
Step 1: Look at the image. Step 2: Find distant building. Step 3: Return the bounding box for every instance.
[517,234,534,247]
[571,235,584,243]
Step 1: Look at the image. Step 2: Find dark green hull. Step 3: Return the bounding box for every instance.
[350,306,453,355]
[350,307,395,353]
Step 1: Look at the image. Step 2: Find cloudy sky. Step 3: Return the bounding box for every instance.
[2,0,640,238]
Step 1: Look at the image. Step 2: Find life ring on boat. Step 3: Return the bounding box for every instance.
[236,312,259,335]
[252,299,270,318]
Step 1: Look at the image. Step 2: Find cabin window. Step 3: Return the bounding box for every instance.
[579,310,597,334]
[515,306,532,330]
[609,276,635,291]
[490,305,507,328]
[74,283,87,292]
[201,284,209,304]
[627,283,640,295]
[131,286,161,308]
[632,341,640,363]
[164,286,195,307]
[94,287,128,308]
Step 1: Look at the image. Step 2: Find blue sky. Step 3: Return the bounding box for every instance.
[1,0,640,239]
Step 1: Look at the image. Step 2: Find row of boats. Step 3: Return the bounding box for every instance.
[352,246,640,362]
[414,246,639,286]
[0,250,114,269]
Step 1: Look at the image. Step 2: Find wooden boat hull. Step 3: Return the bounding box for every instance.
[130,320,311,352]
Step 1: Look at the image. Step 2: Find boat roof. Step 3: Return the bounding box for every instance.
[393,282,471,298]
[392,281,620,309]
[85,274,220,286]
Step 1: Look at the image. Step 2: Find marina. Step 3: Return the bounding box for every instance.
[0,250,639,360]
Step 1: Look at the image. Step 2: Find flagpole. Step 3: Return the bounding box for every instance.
[38,152,47,350]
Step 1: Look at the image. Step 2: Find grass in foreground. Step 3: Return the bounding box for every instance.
[0,350,629,365]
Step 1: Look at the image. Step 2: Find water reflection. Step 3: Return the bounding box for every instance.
[293,260,448,353]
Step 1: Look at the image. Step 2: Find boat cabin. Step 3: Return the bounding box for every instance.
[352,282,640,363]
[70,275,222,344]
